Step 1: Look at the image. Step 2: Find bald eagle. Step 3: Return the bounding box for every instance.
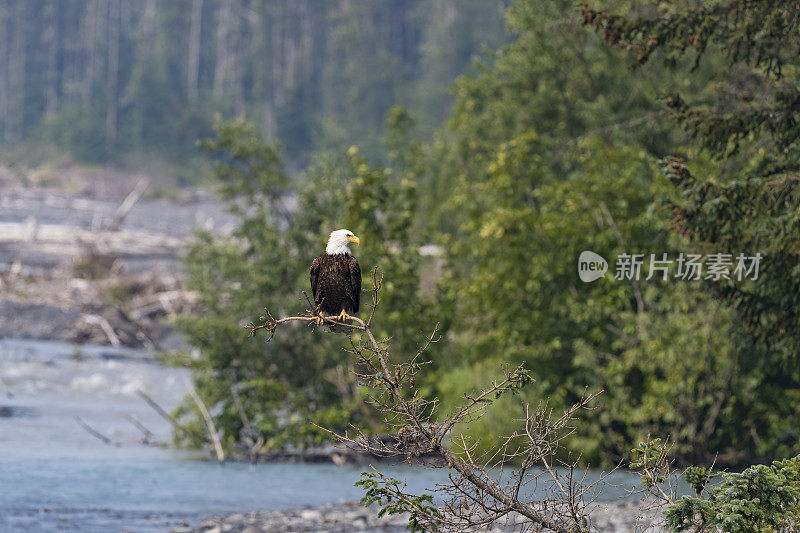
[310,229,361,325]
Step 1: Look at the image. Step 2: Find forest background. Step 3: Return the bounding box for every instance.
[2,0,798,472]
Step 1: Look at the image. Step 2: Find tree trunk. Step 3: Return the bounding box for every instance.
[187,0,203,103]
[6,3,25,141]
[284,1,297,91]
[138,0,156,59]
[213,0,232,98]
[270,2,284,109]
[0,13,8,141]
[234,0,248,116]
[82,0,99,109]
[106,0,120,148]
[45,2,61,118]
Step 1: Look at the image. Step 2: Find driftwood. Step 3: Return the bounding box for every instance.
[0,221,184,257]
[105,178,149,232]
[124,414,159,446]
[80,313,121,346]
[75,415,119,447]
[0,185,225,349]
[186,378,226,464]
[0,206,192,348]
[137,390,182,431]
[130,289,197,320]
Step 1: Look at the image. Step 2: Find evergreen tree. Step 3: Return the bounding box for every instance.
[427,0,744,465]
[585,0,800,461]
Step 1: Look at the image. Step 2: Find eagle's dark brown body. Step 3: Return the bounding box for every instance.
[310,253,361,316]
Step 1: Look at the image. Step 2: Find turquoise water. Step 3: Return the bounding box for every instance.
[0,457,641,532]
[0,458,452,532]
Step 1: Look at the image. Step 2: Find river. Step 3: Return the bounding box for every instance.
[0,338,643,532]
[0,339,468,531]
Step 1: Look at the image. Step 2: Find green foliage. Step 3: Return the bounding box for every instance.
[583,2,799,78]
[684,466,716,496]
[628,440,799,531]
[177,114,437,454]
[355,471,440,532]
[176,0,800,474]
[501,366,534,398]
[427,0,737,465]
[587,0,800,462]
[666,496,715,532]
[630,437,668,485]
[666,455,800,532]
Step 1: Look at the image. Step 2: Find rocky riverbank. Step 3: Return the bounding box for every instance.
[0,181,236,350]
[174,502,408,533]
[176,499,663,532]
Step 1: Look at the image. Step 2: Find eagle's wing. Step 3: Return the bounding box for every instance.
[310,255,321,305]
[349,256,362,313]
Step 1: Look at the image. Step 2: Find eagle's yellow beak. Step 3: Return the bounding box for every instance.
[348,235,360,245]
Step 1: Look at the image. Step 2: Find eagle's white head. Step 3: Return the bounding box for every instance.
[326,229,360,255]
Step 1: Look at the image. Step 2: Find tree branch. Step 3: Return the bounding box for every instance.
[248,270,603,532]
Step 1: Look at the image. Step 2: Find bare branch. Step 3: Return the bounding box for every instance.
[248,270,605,532]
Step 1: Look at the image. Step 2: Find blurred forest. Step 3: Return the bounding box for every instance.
[0,0,507,172]
[5,0,798,475]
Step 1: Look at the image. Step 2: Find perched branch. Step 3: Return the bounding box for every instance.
[248,269,606,532]
[246,308,365,340]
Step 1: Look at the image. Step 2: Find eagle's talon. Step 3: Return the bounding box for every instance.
[314,313,325,326]
[337,310,351,322]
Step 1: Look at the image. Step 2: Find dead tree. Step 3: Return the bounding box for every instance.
[248,268,605,533]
